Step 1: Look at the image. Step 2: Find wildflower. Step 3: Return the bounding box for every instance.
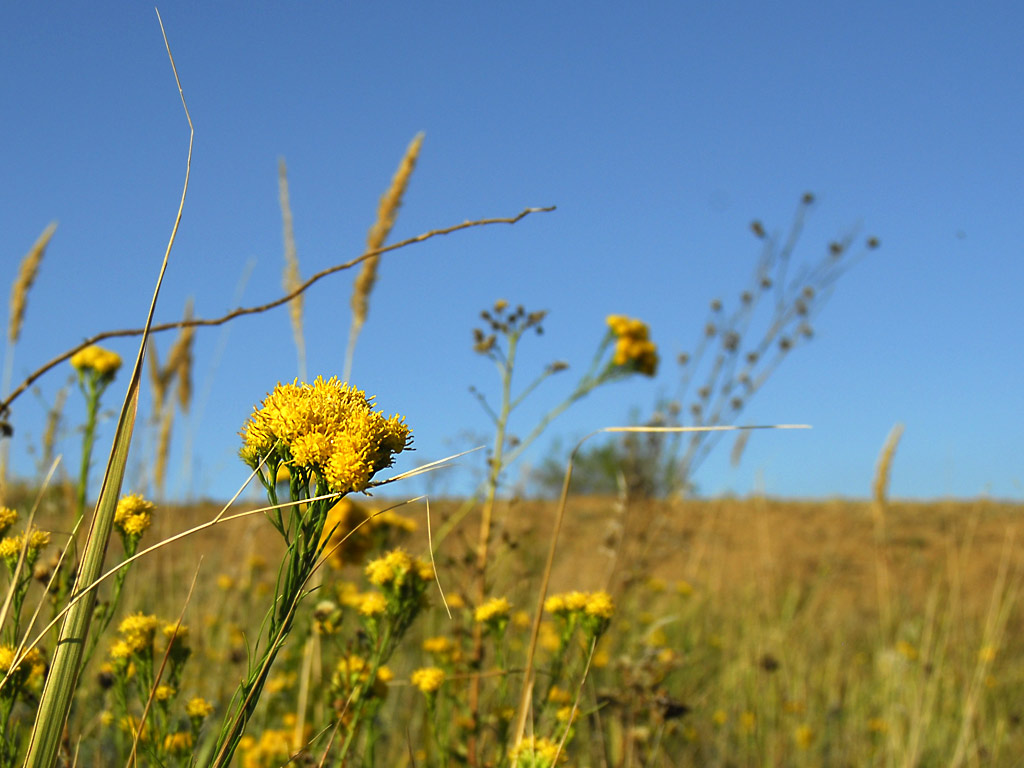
[320,498,374,569]
[186,696,214,720]
[70,345,122,378]
[164,732,193,754]
[118,613,159,654]
[239,376,411,495]
[113,493,155,542]
[154,684,176,701]
[712,709,728,726]
[423,636,453,655]
[0,645,45,689]
[474,597,512,625]
[410,666,445,694]
[357,592,387,617]
[0,507,17,537]
[0,528,51,572]
[508,736,566,767]
[606,315,658,376]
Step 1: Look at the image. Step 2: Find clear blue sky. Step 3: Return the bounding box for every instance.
[2,2,1022,502]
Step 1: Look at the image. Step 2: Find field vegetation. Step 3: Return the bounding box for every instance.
[0,19,1017,768]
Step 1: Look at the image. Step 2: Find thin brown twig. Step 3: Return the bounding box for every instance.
[0,206,556,414]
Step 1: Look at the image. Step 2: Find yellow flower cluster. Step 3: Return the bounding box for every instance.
[410,666,445,694]
[116,613,160,655]
[544,590,615,620]
[0,644,45,688]
[508,736,566,767]
[163,731,193,754]
[114,493,155,539]
[185,696,214,720]
[474,596,512,624]
[70,345,122,376]
[0,506,18,536]
[0,528,51,569]
[331,655,393,700]
[239,376,412,494]
[365,548,433,588]
[606,315,659,377]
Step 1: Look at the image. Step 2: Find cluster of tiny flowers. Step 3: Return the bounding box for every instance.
[0,644,46,689]
[113,493,155,540]
[365,548,433,589]
[239,376,412,494]
[508,736,566,767]
[410,666,445,695]
[474,596,512,625]
[70,345,123,377]
[113,613,160,657]
[330,655,393,700]
[545,590,615,635]
[0,506,17,537]
[0,528,51,571]
[606,315,659,376]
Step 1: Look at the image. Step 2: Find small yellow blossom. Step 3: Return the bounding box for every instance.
[0,507,17,536]
[357,592,388,617]
[475,597,512,624]
[979,644,997,663]
[606,315,658,376]
[508,735,566,766]
[70,345,122,376]
[422,636,453,655]
[164,732,193,754]
[186,697,214,719]
[114,493,155,540]
[154,684,176,701]
[410,666,445,694]
[712,709,728,726]
[118,613,159,654]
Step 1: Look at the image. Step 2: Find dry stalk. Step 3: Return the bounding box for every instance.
[7,221,57,346]
[1,206,555,415]
[344,132,424,381]
[871,422,903,637]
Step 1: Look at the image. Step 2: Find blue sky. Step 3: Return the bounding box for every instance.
[2,2,1022,502]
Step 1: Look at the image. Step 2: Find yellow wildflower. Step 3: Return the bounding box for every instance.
[794,724,814,749]
[118,613,159,654]
[410,666,445,694]
[239,377,411,494]
[164,732,193,754]
[186,696,214,719]
[474,597,511,624]
[357,592,388,617]
[508,736,566,766]
[422,636,453,655]
[606,315,658,376]
[114,493,155,540]
[0,507,17,536]
[70,345,122,376]
[154,684,176,701]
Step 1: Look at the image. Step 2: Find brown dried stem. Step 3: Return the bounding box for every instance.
[0,206,555,415]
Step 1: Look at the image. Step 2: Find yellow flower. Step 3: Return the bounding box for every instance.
[410,666,445,694]
[508,736,566,766]
[357,592,387,617]
[154,684,176,701]
[422,636,453,655]
[239,377,411,494]
[585,591,614,619]
[474,597,511,624]
[0,529,51,569]
[606,315,658,376]
[118,613,159,654]
[114,493,155,540]
[164,732,193,754]
[186,696,214,719]
[0,507,18,536]
[70,345,122,376]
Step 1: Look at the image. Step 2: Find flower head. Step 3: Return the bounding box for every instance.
[239,377,411,494]
[114,493,155,541]
[0,507,18,537]
[70,345,122,378]
[606,315,658,376]
[410,666,445,694]
[475,597,512,625]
